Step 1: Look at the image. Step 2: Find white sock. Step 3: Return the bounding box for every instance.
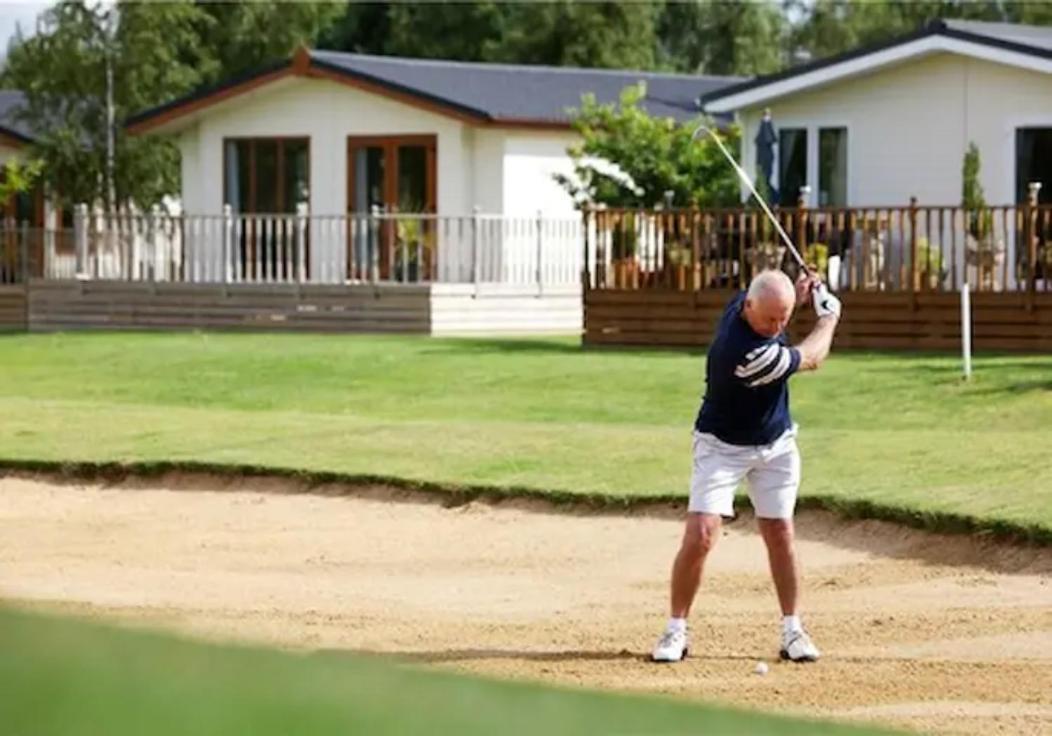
[783,614,802,636]
[667,617,687,634]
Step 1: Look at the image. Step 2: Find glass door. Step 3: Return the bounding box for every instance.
[347,136,436,280]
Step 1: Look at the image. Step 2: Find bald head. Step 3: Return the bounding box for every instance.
[747,270,795,306]
[743,270,795,338]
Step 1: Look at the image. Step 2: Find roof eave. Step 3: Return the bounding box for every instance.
[0,126,33,147]
[702,25,1052,114]
[127,48,502,135]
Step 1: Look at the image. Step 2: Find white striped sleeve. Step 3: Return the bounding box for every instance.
[733,343,779,380]
[735,345,801,388]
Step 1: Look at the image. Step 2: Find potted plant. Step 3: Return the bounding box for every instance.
[747,240,786,277]
[394,215,424,283]
[803,242,829,277]
[913,237,946,290]
[608,211,640,287]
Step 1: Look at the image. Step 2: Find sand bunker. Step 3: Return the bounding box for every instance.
[0,474,1048,735]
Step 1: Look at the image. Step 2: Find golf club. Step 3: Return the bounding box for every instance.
[691,124,809,272]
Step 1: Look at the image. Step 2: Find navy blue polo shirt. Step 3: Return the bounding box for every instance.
[694,292,801,446]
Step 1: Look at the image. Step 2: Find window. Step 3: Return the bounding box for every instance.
[818,128,848,207]
[223,138,309,213]
[347,136,436,213]
[778,128,807,206]
[1016,128,1052,203]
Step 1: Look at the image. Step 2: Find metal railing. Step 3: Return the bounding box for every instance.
[0,205,586,287]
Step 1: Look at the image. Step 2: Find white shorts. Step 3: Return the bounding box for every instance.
[688,426,801,519]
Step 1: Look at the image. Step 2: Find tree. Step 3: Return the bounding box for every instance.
[555,83,740,209]
[657,0,787,75]
[790,1,1052,63]
[384,2,507,62]
[962,142,991,239]
[195,2,345,82]
[316,2,393,56]
[492,2,658,69]
[2,1,215,210]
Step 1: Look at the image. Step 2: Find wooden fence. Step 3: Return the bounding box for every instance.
[584,200,1052,294]
[26,281,432,333]
[583,200,1052,352]
[0,285,26,331]
[19,280,581,335]
[585,289,1052,352]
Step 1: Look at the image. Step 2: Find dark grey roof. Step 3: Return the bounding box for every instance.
[703,18,1052,108]
[127,51,742,132]
[308,51,741,125]
[942,18,1052,52]
[0,90,33,143]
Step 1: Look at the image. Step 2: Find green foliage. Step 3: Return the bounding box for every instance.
[491,2,658,69]
[383,2,507,62]
[0,158,44,203]
[961,142,993,240]
[195,2,344,83]
[790,1,1052,62]
[321,1,659,70]
[657,0,786,75]
[804,242,829,274]
[556,83,740,209]
[1,1,215,209]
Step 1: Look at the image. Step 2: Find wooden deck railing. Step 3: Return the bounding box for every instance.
[583,198,1052,294]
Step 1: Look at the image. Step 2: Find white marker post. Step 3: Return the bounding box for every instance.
[961,281,973,380]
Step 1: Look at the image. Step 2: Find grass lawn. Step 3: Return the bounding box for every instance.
[0,605,896,736]
[0,332,1050,536]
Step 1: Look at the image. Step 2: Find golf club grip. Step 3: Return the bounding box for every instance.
[692,126,809,271]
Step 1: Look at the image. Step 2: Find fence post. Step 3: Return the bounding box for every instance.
[147,205,159,282]
[221,204,233,284]
[581,206,592,292]
[18,219,30,283]
[795,186,810,284]
[471,205,480,297]
[295,202,308,284]
[1026,181,1040,310]
[370,204,381,284]
[535,209,544,296]
[74,203,88,278]
[908,196,918,309]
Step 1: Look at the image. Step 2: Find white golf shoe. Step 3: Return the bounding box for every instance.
[651,628,688,662]
[780,629,820,662]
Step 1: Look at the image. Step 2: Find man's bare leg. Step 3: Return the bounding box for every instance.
[670,512,723,617]
[756,517,797,615]
[757,516,820,661]
[653,512,723,662]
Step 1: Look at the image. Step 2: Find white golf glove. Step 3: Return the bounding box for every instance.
[813,283,842,319]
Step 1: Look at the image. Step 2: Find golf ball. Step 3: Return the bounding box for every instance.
[754,661,769,675]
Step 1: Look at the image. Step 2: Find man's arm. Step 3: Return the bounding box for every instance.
[794,283,842,372]
[795,316,838,372]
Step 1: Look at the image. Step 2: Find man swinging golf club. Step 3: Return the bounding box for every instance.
[651,268,842,664]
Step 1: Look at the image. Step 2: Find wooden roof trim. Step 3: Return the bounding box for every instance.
[127,66,295,135]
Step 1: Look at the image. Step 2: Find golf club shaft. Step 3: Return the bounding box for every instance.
[692,125,809,271]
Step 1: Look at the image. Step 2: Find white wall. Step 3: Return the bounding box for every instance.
[470,128,505,214]
[169,76,588,281]
[177,76,471,217]
[173,77,585,218]
[740,52,1052,207]
[177,126,203,214]
[501,131,581,216]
